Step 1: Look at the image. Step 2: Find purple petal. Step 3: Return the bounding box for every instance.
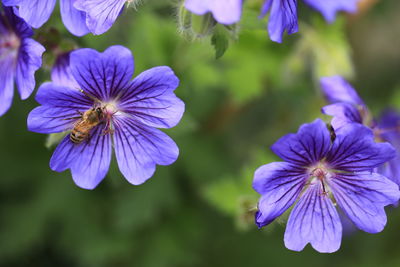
[185,0,242,25]
[377,159,400,187]
[320,76,364,106]
[51,52,80,88]
[260,0,272,17]
[27,82,92,133]
[0,52,15,116]
[70,45,134,101]
[322,102,362,130]
[34,82,92,108]
[60,0,90,36]
[118,67,184,129]
[377,109,400,131]
[50,134,78,172]
[253,162,306,227]
[271,119,330,167]
[375,110,400,185]
[327,123,396,172]
[50,126,112,189]
[3,6,33,38]
[74,0,126,35]
[28,106,80,133]
[284,182,342,253]
[303,0,360,23]
[330,172,400,233]
[262,0,298,43]
[16,38,45,100]
[113,116,179,185]
[3,0,57,28]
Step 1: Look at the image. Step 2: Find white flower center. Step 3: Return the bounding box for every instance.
[103,100,119,116]
[307,163,334,196]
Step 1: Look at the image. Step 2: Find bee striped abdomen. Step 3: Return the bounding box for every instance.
[70,128,87,144]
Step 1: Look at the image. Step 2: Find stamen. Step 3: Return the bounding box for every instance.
[310,167,328,194]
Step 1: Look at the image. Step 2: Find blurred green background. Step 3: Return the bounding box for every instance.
[1,0,400,266]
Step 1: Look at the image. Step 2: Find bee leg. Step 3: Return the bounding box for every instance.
[79,89,101,103]
[62,110,83,121]
[102,121,114,135]
[102,128,114,135]
[63,116,81,121]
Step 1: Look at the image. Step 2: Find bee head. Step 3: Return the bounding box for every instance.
[95,106,106,119]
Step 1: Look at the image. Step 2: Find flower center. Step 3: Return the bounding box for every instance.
[311,167,326,181]
[103,101,119,116]
[307,163,332,195]
[95,100,121,135]
[0,32,20,58]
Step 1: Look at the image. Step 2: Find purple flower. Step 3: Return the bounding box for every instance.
[260,0,298,43]
[73,0,128,35]
[376,110,400,185]
[27,46,185,189]
[184,0,242,25]
[2,0,89,36]
[303,0,361,23]
[320,76,367,130]
[0,6,44,116]
[185,0,360,43]
[253,119,399,253]
[320,76,400,185]
[320,75,364,106]
[261,0,361,43]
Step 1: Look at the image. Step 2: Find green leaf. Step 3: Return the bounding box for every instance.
[211,24,230,59]
[202,150,274,230]
[45,132,68,148]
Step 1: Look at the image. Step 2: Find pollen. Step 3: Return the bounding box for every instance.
[104,101,119,116]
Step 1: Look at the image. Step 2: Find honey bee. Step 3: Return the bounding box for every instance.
[70,106,105,144]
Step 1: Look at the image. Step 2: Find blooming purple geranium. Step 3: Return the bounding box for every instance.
[321,76,400,185]
[27,45,185,189]
[2,0,89,36]
[0,6,44,116]
[185,0,361,43]
[253,119,400,252]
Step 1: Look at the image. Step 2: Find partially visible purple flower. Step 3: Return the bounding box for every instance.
[253,119,399,253]
[321,76,370,130]
[320,75,365,106]
[0,6,45,116]
[321,76,400,185]
[262,0,361,42]
[303,0,361,23]
[74,0,128,35]
[376,110,400,186]
[2,0,89,36]
[184,0,361,43]
[27,45,185,189]
[260,0,298,43]
[184,0,242,25]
